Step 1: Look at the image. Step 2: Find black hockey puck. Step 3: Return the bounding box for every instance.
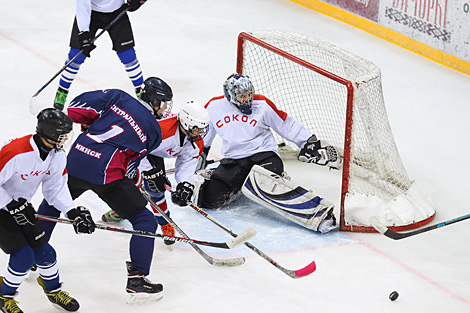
[389,291,399,301]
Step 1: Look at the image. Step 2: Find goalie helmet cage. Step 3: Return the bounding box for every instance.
[236,31,435,233]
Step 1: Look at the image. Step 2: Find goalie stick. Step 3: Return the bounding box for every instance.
[370,214,470,240]
[176,194,316,279]
[29,7,130,114]
[37,214,248,249]
[139,186,246,267]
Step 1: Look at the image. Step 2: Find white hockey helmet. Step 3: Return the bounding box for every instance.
[223,73,255,115]
[178,100,210,141]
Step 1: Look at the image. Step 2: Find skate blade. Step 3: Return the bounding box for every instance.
[126,292,163,305]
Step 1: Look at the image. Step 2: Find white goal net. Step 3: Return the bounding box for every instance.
[237,30,435,232]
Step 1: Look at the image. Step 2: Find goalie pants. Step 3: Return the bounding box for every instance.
[198,151,284,209]
[38,175,157,276]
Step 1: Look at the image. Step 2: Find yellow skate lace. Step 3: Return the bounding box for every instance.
[46,290,74,306]
[2,297,23,313]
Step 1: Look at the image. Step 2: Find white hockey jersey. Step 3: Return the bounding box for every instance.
[0,135,75,214]
[139,116,204,184]
[204,95,311,159]
[76,0,125,32]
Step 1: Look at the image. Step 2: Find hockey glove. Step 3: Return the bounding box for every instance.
[127,0,147,12]
[6,198,38,226]
[298,135,342,169]
[77,31,96,57]
[67,206,96,234]
[171,182,194,206]
[130,168,143,187]
[81,124,90,132]
[195,146,211,172]
[142,168,171,192]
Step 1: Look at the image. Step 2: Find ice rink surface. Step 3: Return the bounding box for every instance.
[1,0,469,312]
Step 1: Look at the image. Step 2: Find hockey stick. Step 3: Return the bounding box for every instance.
[165,159,219,175]
[177,195,316,279]
[370,214,470,240]
[139,186,246,267]
[37,214,243,249]
[29,7,130,115]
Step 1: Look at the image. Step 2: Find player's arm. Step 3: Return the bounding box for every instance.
[67,89,121,125]
[42,160,95,234]
[0,156,17,208]
[141,155,171,192]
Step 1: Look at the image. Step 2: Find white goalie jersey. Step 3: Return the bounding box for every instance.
[203,95,312,159]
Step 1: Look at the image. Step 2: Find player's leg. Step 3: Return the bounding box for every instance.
[0,210,34,306]
[195,159,248,209]
[94,179,162,299]
[141,179,175,245]
[242,165,337,233]
[109,13,144,95]
[53,18,87,110]
[116,48,144,96]
[34,243,80,312]
[252,151,284,175]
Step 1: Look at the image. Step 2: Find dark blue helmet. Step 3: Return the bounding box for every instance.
[140,77,173,118]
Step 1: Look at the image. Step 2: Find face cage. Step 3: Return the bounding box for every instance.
[233,90,253,115]
[186,124,209,142]
[154,100,173,119]
[55,131,74,151]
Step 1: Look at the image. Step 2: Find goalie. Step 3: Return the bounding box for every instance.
[194,73,340,233]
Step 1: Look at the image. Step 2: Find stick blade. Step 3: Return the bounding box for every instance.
[294,260,317,278]
[369,216,389,234]
[29,96,39,115]
[211,257,246,267]
[226,227,257,249]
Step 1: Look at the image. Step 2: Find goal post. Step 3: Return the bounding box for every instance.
[236,30,435,232]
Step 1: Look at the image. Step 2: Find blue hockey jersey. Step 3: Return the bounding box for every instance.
[66,89,162,185]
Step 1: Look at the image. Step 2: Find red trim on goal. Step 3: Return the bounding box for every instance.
[340,212,436,233]
[237,32,355,232]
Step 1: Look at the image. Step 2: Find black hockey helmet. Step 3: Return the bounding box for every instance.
[140,77,173,119]
[36,108,73,150]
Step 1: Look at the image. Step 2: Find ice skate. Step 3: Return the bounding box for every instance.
[126,261,163,304]
[0,277,23,313]
[37,277,80,312]
[53,87,69,111]
[101,209,123,222]
[0,294,23,313]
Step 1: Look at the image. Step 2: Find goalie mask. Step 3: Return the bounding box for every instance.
[178,100,210,142]
[36,108,73,151]
[223,73,255,115]
[139,77,173,119]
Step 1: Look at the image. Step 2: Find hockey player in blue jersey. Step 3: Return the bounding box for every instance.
[38,77,173,302]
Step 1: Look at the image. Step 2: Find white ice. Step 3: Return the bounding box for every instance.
[1,0,469,312]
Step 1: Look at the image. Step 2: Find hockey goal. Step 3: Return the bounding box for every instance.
[236,31,435,232]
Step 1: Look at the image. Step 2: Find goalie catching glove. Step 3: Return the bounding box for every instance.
[67,206,96,234]
[298,135,341,169]
[172,182,194,206]
[142,168,171,192]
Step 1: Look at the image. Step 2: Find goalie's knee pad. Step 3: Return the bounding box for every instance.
[242,165,337,232]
